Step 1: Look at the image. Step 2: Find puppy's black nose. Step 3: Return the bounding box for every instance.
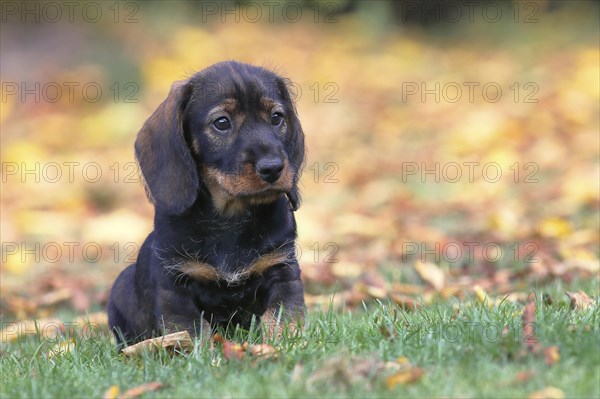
[256,158,284,183]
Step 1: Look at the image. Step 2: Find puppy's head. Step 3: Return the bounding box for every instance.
[135,61,305,215]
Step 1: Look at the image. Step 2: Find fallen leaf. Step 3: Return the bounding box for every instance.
[37,288,72,307]
[522,293,540,353]
[537,217,571,238]
[544,346,560,366]
[515,370,536,383]
[391,284,423,295]
[214,335,278,362]
[213,335,245,361]
[390,294,421,311]
[385,367,425,388]
[395,356,410,365]
[102,385,119,399]
[529,386,565,399]
[414,261,445,291]
[121,331,194,356]
[331,261,364,278]
[361,284,388,299]
[245,343,278,359]
[565,291,594,311]
[473,284,489,306]
[360,272,390,299]
[121,382,164,399]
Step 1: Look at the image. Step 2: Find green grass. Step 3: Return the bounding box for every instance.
[1,286,598,399]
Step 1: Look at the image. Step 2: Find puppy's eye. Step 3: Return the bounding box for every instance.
[213,117,231,131]
[271,112,284,126]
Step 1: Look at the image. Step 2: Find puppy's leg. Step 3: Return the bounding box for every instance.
[262,279,305,340]
[156,288,213,343]
[108,264,153,347]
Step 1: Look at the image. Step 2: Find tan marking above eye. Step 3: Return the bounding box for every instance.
[221,98,239,113]
[260,97,276,110]
[259,98,285,120]
[205,100,247,138]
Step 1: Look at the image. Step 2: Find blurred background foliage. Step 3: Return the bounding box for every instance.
[1,0,598,319]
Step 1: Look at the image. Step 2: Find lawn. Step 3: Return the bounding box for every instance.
[1,278,598,398]
[1,2,599,398]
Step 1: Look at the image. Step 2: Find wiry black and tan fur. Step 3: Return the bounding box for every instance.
[107,61,306,348]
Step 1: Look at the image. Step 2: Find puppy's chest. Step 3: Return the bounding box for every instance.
[175,246,292,285]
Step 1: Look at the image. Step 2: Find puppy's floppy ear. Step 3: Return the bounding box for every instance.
[279,79,305,211]
[135,80,197,214]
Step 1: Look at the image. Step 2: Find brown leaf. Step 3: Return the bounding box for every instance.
[120,382,164,399]
[245,343,278,359]
[515,370,536,383]
[565,291,594,311]
[121,331,194,357]
[217,336,245,361]
[363,284,388,299]
[414,261,445,291]
[390,294,421,311]
[522,293,540,353]
[544,346,560,366]
[37,288,72,307]
[214,335,278,361]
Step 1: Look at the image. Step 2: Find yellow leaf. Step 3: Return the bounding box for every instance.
[537,218,572,238]
[473,285,489,306]
[385,367,424,389]
[331,261,364,278]
[529,386,565,399]
[414,261,445,291]
[544,346,560,366]
[396,356,410,365]
[102,385,119,399]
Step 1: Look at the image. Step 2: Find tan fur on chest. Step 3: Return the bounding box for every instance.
[176,249,291,285]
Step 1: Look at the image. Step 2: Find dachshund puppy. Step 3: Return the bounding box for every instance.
[107,61,305,348]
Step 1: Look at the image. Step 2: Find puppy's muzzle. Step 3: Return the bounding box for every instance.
[256,156,284,183]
